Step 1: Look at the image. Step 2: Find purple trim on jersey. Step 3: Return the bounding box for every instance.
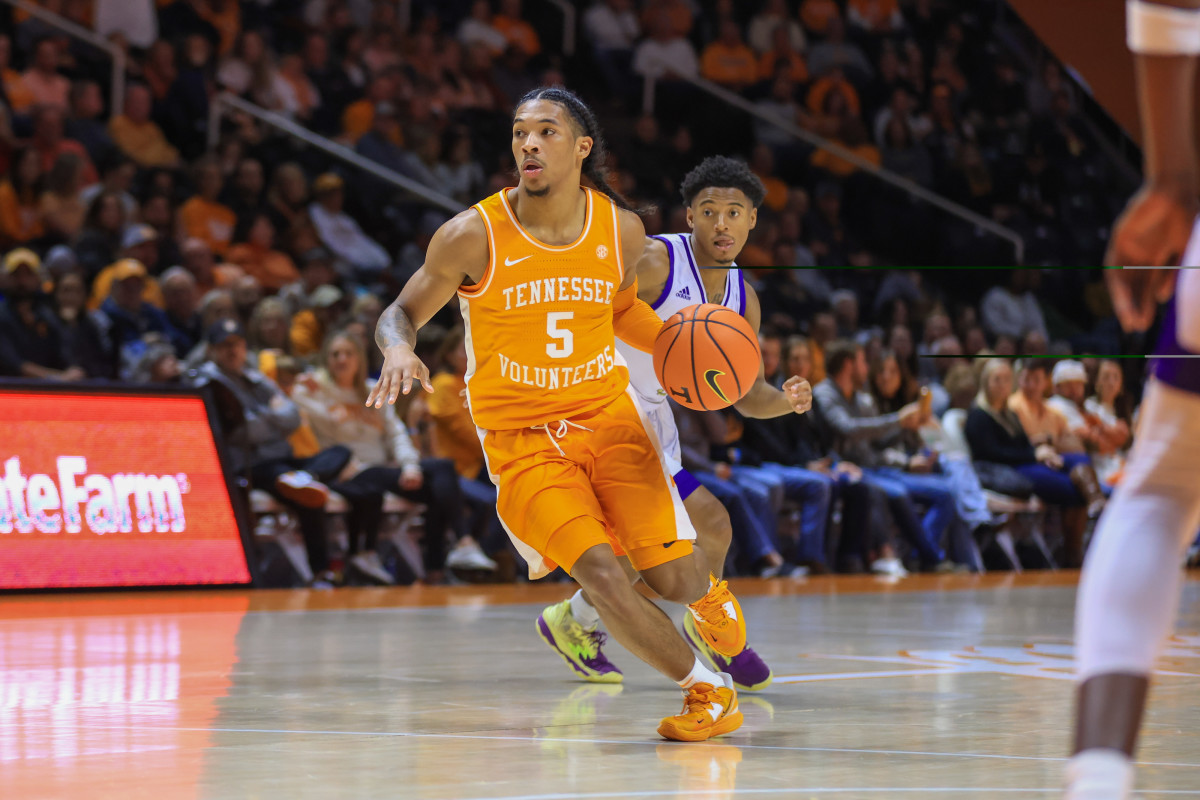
[649,235,674,310]
[684,233,742,309]
[737,270,747,316]
[673,467,701,500]
[1152,293,1200,395]
[682,234,706,298]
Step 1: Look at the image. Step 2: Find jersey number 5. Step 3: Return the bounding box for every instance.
[546,312,574,358]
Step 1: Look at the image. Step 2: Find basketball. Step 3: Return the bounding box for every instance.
[653,303,761,411]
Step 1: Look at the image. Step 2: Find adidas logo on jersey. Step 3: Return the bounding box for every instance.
[675,287,692,300]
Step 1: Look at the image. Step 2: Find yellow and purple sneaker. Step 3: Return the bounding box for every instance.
[536,599,623,684]
[683,612,773,692]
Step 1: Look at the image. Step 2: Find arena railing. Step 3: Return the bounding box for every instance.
[0,0,126,116]
[208,92,466,215]
[643,72,1026,266]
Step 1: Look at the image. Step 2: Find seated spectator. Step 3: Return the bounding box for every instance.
[759,26,809,84]
[0,147,46,247]
[247,296,292,362]
[341,70,402,145]
[65,80,114,165]
[88,225,166,310]
[750,144,790,213]
[493,0,542,57]
[1047,360,1130,486]
[435,129,486,206]
[749,0,807,54]
[0,34,34,112]
[109,83,181,169]
[1085,360,1134,485]
[92,259,188,373]
[30,105,97,185]
[189,318,350,587]
[290,284,345,358]
[964,358,1107,566]
[265,162,310,237]
[51,269,113,379]
[293,331,487,584]
[159,266,203,357]
[22,37,70,110]
[74,191,128,278]
[1008,360,1082,454]
[458,0,508,57]
[221,158,266,223]
[127,335,184,385]
[307,173,391,278]
[806,66,861,118]
[813,339,956,571]
[800,0,842,38]
[38,152,89,243]
[142,39,177,102]
[583,0,641,97]
[181,287,237,370]
[981,269,1050,342]
[178,156,237,256]
[847,0,904,35]
[80,151,139,222]
[700,19,759,91]
[226,212,300,292]
[0,249,81,381]
[880,115,933,187]
[275,54,321,122]
[806,17,873,83]
[632,9,700,84]
[810,117,881,178]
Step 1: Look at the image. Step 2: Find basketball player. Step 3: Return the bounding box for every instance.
[367,87,748,742]
[537,156,812,692]
[1066,1,1200,797]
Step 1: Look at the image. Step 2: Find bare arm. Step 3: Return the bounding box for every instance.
[630,235,671,305]
[733,284,813,419]
[368,210,488,407]
[1105,0,1200,329]
[611,209,663,353]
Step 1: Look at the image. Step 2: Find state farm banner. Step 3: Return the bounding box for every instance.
[0,386,253,589]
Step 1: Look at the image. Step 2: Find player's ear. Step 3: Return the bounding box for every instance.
[748,207,758,230]
[686,206,695,229]
[577,135,593,161]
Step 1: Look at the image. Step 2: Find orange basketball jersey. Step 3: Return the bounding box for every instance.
[459,187,630,430]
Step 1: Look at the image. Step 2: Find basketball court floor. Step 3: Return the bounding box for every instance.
[3,573,1199,799]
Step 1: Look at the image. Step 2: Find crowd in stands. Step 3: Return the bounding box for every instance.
[0,0,1165,585]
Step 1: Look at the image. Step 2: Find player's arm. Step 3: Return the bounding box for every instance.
[630,235,671,305]
[368,211,488,407]
[611,209,662,353]
[733,284,813,419]
[1105,0,1200,330]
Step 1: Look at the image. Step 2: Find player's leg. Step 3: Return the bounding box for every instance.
[1066,380,1200,800]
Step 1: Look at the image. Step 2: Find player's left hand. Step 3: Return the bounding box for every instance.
[783,376,812,414]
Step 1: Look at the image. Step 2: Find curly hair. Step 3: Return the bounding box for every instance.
[679,155,767,209]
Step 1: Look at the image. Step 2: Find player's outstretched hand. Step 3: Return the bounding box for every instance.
[783,376,812,414]
[1104,183,1197,332]
[367,345,433,408]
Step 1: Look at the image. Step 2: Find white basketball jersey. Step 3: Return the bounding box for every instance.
[618,233,746,405]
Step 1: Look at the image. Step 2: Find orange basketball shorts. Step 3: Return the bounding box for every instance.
[478,387,698,579]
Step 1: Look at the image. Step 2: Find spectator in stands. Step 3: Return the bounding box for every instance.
[701,19,759,91]
[178,156,237,256]
[30,104,97,186]
[265,162,310,239]
[748,0,806,55]
[458,0,508,57]
[276,54,321,122]
[1047,359,1129,486]
[227,212,299,292]
[493,0,541,57]
[294,330,487,583]
[217,30,269,98]
[127,335,183,385]
[22,38,70,110]
[0,147,44,247]
[800,0,841,38]
[965,358,1106,566]
[1085,360,1133,485]
[74,191,128,278]
[0,34,35,113]
[1009,360,1079,453]
[810,117,881,179]
[632,8,699,85]
[86,225,163,310]
[750,144,790,213]
[92,258,186,371]
[303,32,353,136]
[290,284,344,358]
[190,318,349,587]
[65,80,114,165]
[231,274,263,328]
[142,39,177,102]
[159,266,203,356]
[247,295,292,361]
[981,268,1049,342]
[584,0,640,98]
[38,152,88,243]
[814,339,954,570]
[307,172,391,278]
[0,248,80,381]
[51,269,112,378]
[847,0,904,34]
[176,236,221,297]
[807,16,873,83]
[434,128,485,206]
[221,158,266,223]
[81,151,138,221]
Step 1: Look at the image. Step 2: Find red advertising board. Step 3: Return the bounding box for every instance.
[0,387,253,589]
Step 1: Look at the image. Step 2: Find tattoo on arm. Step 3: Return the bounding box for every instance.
[376,301,417,352]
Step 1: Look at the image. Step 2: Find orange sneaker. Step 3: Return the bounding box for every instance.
[687,574,746,658]
[657,674,743,742]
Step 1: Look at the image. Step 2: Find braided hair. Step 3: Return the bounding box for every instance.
[514,86,636,212]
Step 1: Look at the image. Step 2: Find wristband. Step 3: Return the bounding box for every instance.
[1128,0,1200,55]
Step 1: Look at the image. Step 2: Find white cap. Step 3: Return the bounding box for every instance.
[1051,359,1087,385]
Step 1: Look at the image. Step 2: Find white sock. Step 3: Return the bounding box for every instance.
[677,657,725,690]
[569,589,600,631]
[1065,749,1134,800]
